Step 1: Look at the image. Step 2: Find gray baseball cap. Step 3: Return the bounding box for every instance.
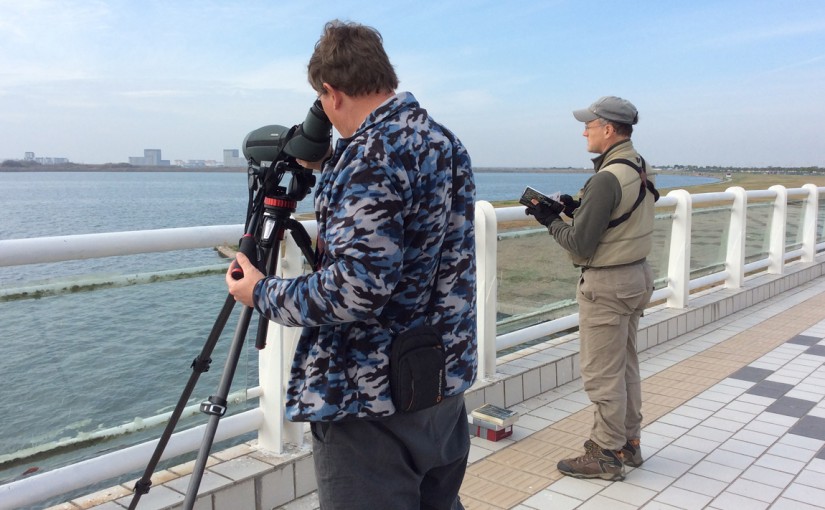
[573,96,639,125]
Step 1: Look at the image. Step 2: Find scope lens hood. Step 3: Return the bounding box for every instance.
[242,124,291,165]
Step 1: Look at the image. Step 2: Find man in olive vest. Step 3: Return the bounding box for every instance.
[525,96,657,481]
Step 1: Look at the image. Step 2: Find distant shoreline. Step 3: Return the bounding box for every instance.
[2,165,823,187]
[0,165,591,173]
[0,166,249,173]
[0,166,760,176]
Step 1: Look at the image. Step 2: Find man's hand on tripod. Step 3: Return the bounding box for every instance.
[226,252,264,308]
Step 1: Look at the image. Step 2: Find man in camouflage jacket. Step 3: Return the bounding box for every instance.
[227,20,476,510]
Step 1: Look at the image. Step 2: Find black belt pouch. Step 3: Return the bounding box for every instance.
[390,326,447,413]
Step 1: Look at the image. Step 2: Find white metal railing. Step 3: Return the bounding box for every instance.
[1,184,824,509]
[486,185,825,349]
[0,225,244,267]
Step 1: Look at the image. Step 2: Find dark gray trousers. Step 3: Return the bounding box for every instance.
[310,393,469,510]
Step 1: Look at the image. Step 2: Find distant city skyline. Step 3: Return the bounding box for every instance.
[8,148,247,168]
[1,1,824,168]
[8,148,823,171]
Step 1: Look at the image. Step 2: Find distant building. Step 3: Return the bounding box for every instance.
[35,157,69,165]
[23,152,69,165]
[129,149,170,166]
[170,159,222,168]
[223,149,246,167]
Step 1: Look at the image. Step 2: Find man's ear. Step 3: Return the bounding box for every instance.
[322,83,342,110]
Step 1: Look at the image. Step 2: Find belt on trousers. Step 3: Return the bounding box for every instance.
[579,258,646,273]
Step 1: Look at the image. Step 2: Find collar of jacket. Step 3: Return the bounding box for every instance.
[591,139,633,172]
[337,91,419,146]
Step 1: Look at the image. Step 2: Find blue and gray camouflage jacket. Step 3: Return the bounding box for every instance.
[253,91,477,421]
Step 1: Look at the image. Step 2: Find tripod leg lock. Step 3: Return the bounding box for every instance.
[133,478,152,495]
[200,396,228,416]
[191,356,212,373]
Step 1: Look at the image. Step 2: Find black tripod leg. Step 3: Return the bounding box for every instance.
[181,211,294,506]
[286,218,316,268]
[183,303,256,509]
[128,293,236,510]
[253,219,315,350]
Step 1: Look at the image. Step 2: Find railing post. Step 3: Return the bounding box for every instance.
[257,219,316,452]
[474,200,498,379]
[666,189,691,308]
[725,187,747,288]
[768,185,787,274]
[802,184,819,263]
[819,187,825,244]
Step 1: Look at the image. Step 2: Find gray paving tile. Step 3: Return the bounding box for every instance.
[740,465,795,489]
[782,482,825,507]
[754,454,806,475]
[728,366,773,382]
[787,335,822,346]
[710,491,770,510]
[727,478,783,503]
[765,396,818,418]
[805,345,825,357]
[788,416,825,441]
[672,473,727,497]
[818,446,825,460]
[777,433,825,452]
[746,380,794,399]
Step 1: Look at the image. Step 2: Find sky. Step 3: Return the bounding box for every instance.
[1,0,824,169]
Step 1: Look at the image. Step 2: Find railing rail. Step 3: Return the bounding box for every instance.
[2,184,824,508]
[0,225,244,267]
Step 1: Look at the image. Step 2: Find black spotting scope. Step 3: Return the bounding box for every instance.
[242,99,332,165]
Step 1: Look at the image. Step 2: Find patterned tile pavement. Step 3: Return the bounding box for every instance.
[459,278,825,510]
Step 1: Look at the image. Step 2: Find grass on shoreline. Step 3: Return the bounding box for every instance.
[659,173,825,195]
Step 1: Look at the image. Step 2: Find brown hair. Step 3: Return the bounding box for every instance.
[307,20,399,97]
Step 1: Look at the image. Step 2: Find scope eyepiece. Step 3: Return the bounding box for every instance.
[242,99,332,165]
[283,99,332,162]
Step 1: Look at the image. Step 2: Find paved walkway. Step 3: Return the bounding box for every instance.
[456,278,825,510]
[281,277,825,510]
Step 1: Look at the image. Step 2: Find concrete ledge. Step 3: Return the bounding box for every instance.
[50,442,315,510]
[55,257,825,510]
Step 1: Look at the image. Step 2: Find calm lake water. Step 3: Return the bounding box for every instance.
[0,170,716,504]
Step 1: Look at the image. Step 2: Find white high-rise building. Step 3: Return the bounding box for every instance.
[223,149,246,167]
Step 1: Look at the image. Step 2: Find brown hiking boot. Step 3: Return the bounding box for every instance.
[557,439,626,481]
[620,439,643,467]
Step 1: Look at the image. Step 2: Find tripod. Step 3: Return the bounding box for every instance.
[129,160,316,510]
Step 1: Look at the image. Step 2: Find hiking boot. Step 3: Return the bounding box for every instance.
[620,439,643,467]
[557,439,626,481]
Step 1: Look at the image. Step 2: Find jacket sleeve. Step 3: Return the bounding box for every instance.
[253,157,404,327]
[547,171,622,260]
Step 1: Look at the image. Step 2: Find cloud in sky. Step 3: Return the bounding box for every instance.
[1,0,824,167]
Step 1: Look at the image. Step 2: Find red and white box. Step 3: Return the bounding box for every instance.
[469,403,519,442]
[472,422,513,441]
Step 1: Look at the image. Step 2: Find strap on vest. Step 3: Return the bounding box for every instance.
[605,157,659,229]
